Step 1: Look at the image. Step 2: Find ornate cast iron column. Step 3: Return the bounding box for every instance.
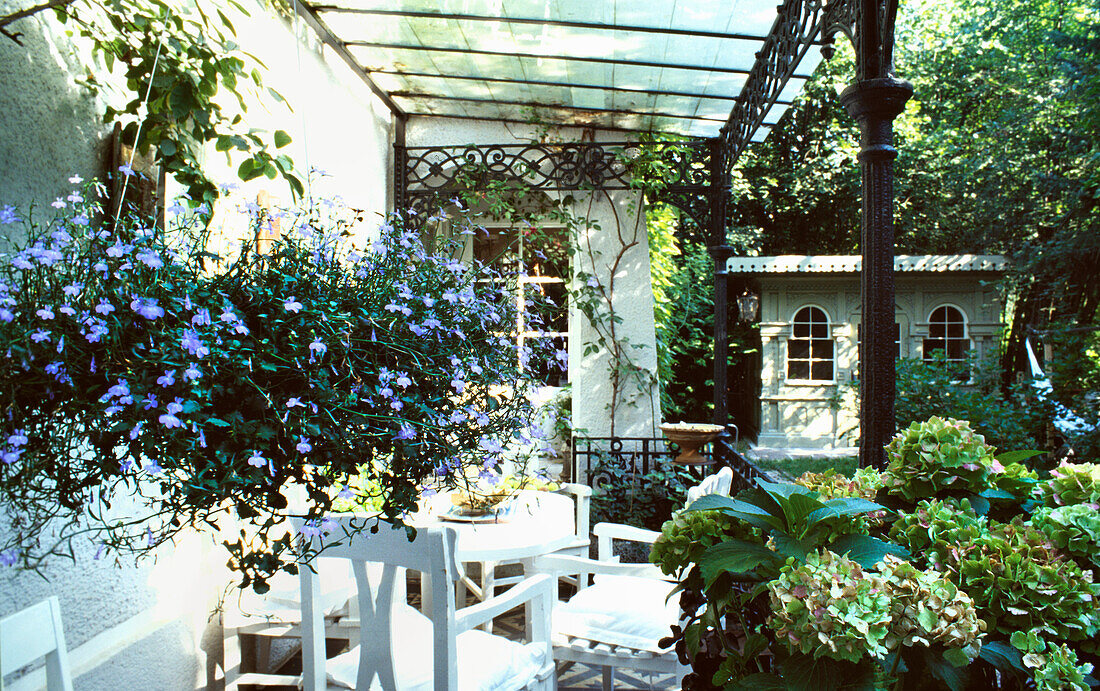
[840,0,912,468]
[708,135,734,428]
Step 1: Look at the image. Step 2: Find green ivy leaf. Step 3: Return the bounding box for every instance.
[274,129,292,148]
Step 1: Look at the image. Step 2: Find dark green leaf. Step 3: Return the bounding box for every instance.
[782,653,875,691]
[729,673,785,690]
[772,534,808,561]
[698,539,780,587]
[925,647,970,690]
[994,450,1044,464]
[273,129,292,148]
[978,641,1027,675]
[968,494,990,516]
[828,534,909,568]
[807,498,884,523]
[784,492,829,529]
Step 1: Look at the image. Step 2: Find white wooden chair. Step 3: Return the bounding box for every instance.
[0,596,74,691]
[222,559,356,690]
[533,522,687,691]
[295,516,557,690]
[684,466,734,507]
[527,468,736,689]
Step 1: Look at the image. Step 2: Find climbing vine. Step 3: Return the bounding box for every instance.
[0,0,303,208]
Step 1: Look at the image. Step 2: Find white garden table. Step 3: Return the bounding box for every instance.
[410,490,579,630]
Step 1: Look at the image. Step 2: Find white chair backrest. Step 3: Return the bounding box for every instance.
[0,596,74,691]
[685,466,735,506]
[294,517,461,691]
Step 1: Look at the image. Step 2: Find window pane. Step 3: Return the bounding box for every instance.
[811,340,834,360]
[923,339,946,360]
[474,230,519,269]
[947,339,969,360]
[526,281,568,333]
[793,321,810,338]
[811,361,833,381]
[525,231,569,279]
[524,336,568,387]
[788,361,810,380]
[810,319,828,338]
[789,340,810,359]
[947,320,965,338]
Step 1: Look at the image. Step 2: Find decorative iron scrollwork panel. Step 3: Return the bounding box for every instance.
[725,0,857,165]
[400,140,712,192]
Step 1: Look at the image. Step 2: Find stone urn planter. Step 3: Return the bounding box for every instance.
[659,422,725,465]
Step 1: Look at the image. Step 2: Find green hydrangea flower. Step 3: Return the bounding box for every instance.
[1035,462,1100,508]
[768,549,892,663]
[876,554,985,657]
[1030,504,1100,569]
[883,417,999,502]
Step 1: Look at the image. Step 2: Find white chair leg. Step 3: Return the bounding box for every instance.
[602,665,614,691]
[222,619,242,691]
[481,560,497,632]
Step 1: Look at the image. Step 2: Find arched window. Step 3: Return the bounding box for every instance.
[923,305,969,364]
[787,306,834,382]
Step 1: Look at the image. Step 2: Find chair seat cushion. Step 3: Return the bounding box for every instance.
[553,575,679,653]
[323,605,547,690]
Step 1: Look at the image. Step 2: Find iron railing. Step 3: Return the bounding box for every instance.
[572,429,766,492]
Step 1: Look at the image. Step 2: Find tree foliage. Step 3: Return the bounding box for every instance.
[724,0,1099,447]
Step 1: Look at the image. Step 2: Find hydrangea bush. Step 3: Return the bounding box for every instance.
[652,416,1100,690]
[882,416,1001,501]
[0,177,558,589]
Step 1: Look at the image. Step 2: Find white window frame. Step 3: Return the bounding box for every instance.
[786,305,836,385]
[473,226,570,389]
[922,304,970,366]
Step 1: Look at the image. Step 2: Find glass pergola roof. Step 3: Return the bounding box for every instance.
[298,0,825,139]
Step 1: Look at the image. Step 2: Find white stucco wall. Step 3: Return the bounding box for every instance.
[0,2,393,689]
[405,118,662,441]
[0,0,109,243]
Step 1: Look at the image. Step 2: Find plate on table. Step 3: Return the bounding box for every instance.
[438,502,516,523]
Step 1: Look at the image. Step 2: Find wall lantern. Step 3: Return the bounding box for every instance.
[736,289,759,323]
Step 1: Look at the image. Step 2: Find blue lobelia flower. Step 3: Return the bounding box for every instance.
[0,205,21,224]
[181,330,209,358]
[283,296,304,313]
[130,297,164,320]
[393,422,416,441]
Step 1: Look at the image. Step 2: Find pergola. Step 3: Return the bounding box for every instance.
[293,0,911,468]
